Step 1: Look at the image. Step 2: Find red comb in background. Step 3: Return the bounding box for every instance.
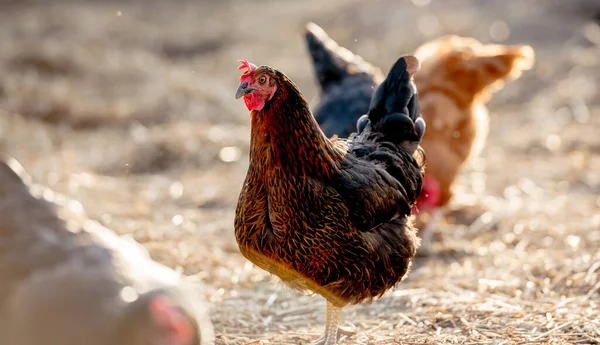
[149,295,195,344]
[238,60,257,81]
[412,176,441,214]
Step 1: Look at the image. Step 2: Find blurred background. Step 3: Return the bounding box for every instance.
[0,0,599,344]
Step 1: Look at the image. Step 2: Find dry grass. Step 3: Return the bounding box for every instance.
[0,0,599,344]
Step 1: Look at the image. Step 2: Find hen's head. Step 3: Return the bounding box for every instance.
[235,60,279,111]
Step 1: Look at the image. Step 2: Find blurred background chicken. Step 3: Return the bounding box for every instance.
[0,155,214,345]
[305,23,535,254]
[411,35,535,253]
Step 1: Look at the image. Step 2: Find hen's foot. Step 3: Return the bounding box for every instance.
[308,302,355,345]
[308,328,355,345]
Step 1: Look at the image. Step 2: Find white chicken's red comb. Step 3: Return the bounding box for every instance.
[238,60,257,81]
[149,294,195,343]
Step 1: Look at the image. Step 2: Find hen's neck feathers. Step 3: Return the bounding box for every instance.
[249,76,342,178]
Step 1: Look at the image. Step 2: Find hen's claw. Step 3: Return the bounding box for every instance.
[307,302,356,345]
[308,328,356,345]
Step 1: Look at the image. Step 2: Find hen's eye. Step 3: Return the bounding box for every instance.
[258,76,267,84]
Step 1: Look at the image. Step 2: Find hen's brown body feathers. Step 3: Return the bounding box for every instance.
[235,58,424,307]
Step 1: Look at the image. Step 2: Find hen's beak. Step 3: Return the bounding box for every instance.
[235,82,253,99]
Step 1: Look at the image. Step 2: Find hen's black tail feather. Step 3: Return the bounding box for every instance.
[304,22,350,92]
[350,56,426,205]
[304,22,378,92]
[356,56,426,155]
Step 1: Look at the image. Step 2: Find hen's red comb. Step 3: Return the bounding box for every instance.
[238,60,257,81]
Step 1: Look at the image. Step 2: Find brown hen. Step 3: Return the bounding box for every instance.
[234,56,425,345]
[413,35,535,252]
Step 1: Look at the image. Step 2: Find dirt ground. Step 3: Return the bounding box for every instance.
[0,0,599,344]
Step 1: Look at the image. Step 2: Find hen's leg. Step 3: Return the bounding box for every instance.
[417,208,444,256]
[309,302,355,345]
